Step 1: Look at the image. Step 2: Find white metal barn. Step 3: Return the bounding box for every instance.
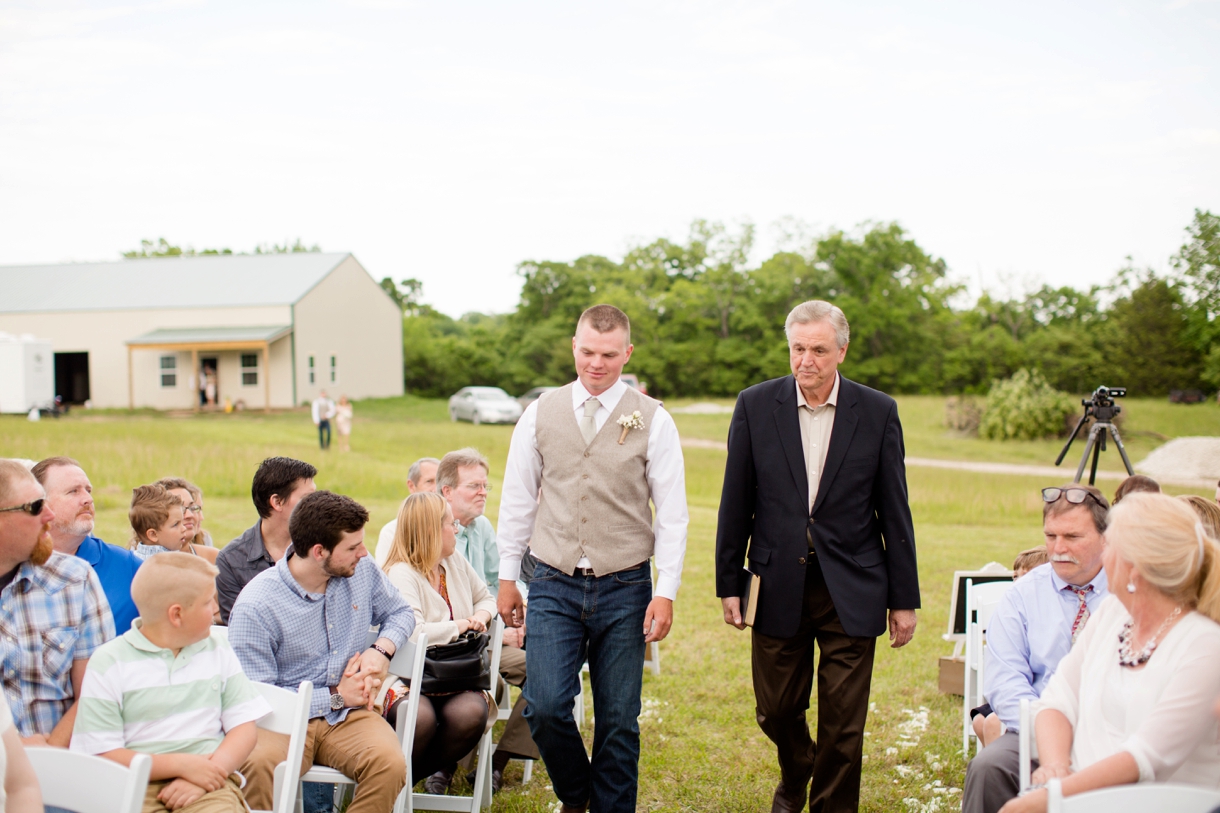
[0,253,404,411]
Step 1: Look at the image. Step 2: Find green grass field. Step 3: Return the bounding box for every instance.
[1,396,1215,812]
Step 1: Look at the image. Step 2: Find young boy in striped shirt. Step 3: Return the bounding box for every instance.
[71,552,270,812]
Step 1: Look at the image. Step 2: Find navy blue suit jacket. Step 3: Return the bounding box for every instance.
[715,374,920,639]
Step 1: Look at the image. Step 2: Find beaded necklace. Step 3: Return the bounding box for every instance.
[1117,605,1182,668]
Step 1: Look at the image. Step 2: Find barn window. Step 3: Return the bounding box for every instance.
[308,355,315,384]
[329,355,337,384]
[160,355,177,388]
[241,353,259,386]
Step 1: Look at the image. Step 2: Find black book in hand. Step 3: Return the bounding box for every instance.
[739,567,761,627]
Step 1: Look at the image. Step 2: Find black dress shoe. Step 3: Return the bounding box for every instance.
[424,769,452,795]
[490,768,503,793]
[771,780,807,813]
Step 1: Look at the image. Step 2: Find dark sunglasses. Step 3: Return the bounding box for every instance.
[0,499,46,516]
[1041,487,1102,507]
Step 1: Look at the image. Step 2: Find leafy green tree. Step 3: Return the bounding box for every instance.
[1107,272,1202,395]
[123,238,233,258]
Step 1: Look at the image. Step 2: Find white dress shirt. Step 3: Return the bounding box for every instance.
[497,378,688,600]
[795,373,839,511]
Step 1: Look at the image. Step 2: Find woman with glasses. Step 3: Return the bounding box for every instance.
[156,477,218,563]
[1000,492,1220,812]
[380,492,494,795]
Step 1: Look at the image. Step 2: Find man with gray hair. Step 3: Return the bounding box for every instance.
[375,456,440,567]
[716,300,920,813]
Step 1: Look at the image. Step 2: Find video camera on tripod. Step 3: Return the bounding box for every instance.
[1055,385,1135,484]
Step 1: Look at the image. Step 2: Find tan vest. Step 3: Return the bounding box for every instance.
[530,383,660,576]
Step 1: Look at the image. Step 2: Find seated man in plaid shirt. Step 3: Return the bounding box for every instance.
[0,459,114,747]
[229,490,415,813]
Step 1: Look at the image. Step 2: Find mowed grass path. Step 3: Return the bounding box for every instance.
[1,395,1214,812]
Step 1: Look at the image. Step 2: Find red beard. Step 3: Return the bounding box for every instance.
[29,525,54,566]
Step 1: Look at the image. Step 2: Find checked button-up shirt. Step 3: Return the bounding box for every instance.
[0,552,115,736]
[228,553,415,724]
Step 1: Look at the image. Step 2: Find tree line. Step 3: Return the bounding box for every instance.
[385,211,1219,401]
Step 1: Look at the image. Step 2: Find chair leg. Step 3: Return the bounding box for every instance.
[522,759,532,784]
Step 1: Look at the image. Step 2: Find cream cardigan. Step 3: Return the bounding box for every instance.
[386,555,497,646]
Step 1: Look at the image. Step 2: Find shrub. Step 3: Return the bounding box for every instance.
[944,396,983,434]
[979,369,1076,441]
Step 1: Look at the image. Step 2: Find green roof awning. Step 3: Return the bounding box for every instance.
[126,325,293,347]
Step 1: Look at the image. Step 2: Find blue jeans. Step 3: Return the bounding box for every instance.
[523,561,651,813]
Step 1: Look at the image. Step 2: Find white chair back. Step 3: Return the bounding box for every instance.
[253,680,313,813]
[1018,698,1032,792]
[963,578,1014,755]
[1047,778,1220,813]
[29,748,152,813]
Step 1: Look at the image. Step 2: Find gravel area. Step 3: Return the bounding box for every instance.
[1136,436,1220,483]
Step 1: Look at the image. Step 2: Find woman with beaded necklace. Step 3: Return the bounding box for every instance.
[1000,492,1220,813]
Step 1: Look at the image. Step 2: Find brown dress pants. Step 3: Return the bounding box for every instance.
[241,709,406,813]
[141,777,246,813]
[751,554,877,813]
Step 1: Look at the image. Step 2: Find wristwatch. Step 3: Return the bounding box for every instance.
[329,686,344,711]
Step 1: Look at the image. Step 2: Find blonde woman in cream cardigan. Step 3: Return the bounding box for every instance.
[381,491,495,795]
[1000,492,1220,813]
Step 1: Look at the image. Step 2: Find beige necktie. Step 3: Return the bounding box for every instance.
[580,397,601,445]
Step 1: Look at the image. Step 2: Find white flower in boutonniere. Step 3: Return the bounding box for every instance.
[616,410,646,444]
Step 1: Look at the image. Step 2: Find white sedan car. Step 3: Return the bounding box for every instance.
[448,386,524,425]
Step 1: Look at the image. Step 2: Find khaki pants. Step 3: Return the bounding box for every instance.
[141,777,246,813]
[241,709,406,813]
[496,645,540,760]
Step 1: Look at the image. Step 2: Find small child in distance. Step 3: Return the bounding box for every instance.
[70,553,270,812]
[129,484,192,561]
[970,545,1049,747]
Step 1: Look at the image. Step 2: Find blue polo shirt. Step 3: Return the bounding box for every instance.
[74,536,143,634]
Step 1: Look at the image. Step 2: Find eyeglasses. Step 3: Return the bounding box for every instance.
[0,499,46,516]
[184,504,202,514]
[451,520,462,532]
[1041,487,1103,507]
[458,482,492,494]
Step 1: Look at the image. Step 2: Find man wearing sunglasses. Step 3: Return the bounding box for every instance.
[31,457,143,635]
[0,459,114,748]
[962,483,1110,813]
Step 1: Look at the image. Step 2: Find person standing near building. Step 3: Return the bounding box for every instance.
[497,304,688,813]
[335,396,353,453]
[311,390,336,451]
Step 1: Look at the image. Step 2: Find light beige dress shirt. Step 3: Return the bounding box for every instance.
[795,373,840,512]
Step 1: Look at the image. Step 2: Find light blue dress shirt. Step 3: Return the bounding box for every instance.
[983,562,1108,731]
[456,515,500,597]
[228,554,415,724]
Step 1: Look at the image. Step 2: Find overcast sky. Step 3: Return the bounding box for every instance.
[2,1,1217,317]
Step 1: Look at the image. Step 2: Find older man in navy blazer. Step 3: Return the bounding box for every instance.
[716,300,920,813]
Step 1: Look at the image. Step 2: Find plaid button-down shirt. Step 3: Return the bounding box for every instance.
[228,553,415,723]
[0,552,115,736]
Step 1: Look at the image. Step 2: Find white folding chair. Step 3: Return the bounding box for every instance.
[296,634,428,813]
[409,618,502,813]
[249,680,312,813]
[1047,778,1220,813]
[963,578,1014,756]
[1018,698,1032,793]
[28,748,152,813]
[491,627,535,790]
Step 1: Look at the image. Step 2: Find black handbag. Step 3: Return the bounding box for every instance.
[419,630,492,694]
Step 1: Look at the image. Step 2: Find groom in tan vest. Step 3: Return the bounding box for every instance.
[497,304,689,813]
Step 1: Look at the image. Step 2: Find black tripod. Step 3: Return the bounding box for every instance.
[1055,386,1134,485]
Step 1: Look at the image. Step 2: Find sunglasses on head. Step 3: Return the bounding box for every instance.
[0,499,46,516]
[1041,487,1101,507]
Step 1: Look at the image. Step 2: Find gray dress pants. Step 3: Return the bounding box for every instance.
[961,732,1037,813]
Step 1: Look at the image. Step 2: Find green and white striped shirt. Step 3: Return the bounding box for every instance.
[71,623,270,757]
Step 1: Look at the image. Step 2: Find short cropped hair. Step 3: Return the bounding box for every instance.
[437,448,490,492]
[1113,474,1160,505]
[1042,482,1109,534]
[0,459,38,505]
[129,484,184,543]
[1013,546,1049,574]
[785,300,850,348]
[30,456,82,485]
[130,552,218,621]
[577,304,631,343]
[288,491,369,558]
[408,458,440,490]
[252,457,318,519]
[157,477,202,503]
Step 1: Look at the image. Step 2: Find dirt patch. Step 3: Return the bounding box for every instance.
[1136,436,1220,483]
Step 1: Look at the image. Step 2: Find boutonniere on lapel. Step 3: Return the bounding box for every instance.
[616,411,645,444]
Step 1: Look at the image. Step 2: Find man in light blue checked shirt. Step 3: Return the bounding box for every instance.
[230,490,415,813]
[0,459,115,746]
